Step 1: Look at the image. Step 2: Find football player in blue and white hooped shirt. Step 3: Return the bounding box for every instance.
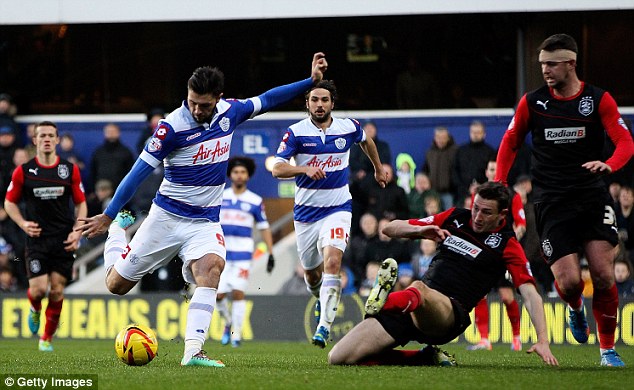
[77,53,329,367]
[272,80,387,348]
[217,156,274,348]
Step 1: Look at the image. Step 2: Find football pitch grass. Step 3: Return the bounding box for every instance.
[1,339,632,389]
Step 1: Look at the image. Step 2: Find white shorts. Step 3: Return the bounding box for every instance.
[114,205,226,284]
[294,211,351,271]
[217,260,251,293]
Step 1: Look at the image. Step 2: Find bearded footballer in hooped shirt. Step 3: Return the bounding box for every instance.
[272,80,387,348]
[77,53,328,367]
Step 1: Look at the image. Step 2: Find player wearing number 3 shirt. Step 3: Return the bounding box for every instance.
[495,34,634,367]
[273,80,387,348]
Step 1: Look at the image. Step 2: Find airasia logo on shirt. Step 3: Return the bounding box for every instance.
[306,155,342,170]
[192,141,230,164]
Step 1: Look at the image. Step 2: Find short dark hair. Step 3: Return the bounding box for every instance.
[305,79,338,103]
[475,181,510,212]
[35,121,58,136]
[538,33,578,54]
[227,156,256,178]
[188,66,225,96]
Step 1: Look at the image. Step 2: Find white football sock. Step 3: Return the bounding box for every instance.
[216,297,231,327]
[231,300,246,342]
[184,287,216,358]
[318,273,341,330]
[304,273,323,298]
[104,224,127,275]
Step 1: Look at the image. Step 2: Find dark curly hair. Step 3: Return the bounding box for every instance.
[227,156,256,178]
[188,66,225,97]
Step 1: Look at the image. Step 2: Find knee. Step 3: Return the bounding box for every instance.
[48,287,65,301]
[106,274,133,295]
[29,286,47,300]
[327,346,345,365]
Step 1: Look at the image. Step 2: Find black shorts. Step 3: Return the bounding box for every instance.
[25,235,75,280]
[369,297,471,346]
[535,194,619,265]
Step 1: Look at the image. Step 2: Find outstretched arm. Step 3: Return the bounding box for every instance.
[258,53,328,113]
[382,220,450,242]
[518,283,559,366]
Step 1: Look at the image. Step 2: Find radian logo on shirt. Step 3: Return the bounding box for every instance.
[443,236,482,259]
[33,186,64,199]
[544,127,585,144]
[192,141,230,164]
[306,155,342,170]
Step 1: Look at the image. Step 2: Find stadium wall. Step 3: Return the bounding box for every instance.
[1,294,633,346]
[18,108,634,197]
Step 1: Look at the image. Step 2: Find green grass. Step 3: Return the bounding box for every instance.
[1,339,632,389]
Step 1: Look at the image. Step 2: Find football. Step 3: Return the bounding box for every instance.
[114,324,158,366]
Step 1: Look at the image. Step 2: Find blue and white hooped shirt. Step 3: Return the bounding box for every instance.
[220,188,269,261]
[274,117,364,223]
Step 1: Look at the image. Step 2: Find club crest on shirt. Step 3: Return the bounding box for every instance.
[57,164,69,179]
[219,117,231,132]
[578,96,594,116]
[484,233,502,248]
[334,138,346,150]
[148,137,162,152]
[542,239,553,258]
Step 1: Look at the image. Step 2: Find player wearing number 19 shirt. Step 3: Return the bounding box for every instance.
[272,80,387,348]
[495,34,634,367]
[77,53,329,367]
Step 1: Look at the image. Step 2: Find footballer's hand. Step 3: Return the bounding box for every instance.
[305,166,326,180]
[75,213,113,239]
[418,225,450,242]
[311,52,327,83]
[582,160,612,174]
[267,254,275,274]
[374,166,387,188]
[21,221,42,238]
[64,230,82,252]
[527,342,559,366]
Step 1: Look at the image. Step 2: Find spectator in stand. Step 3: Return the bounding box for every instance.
[411,239,437,280]
[90,123,134,193]
[86,179,114,218]
[344,212,381,289]
[0,94,22,147]
[514,175,554,295]
[24,123,37,159]
[279,262,312,296]
[615,258,634,298]
[57,133,85,173]
[374,218,412,265]
[408,173,440,219]
[422,126,457,210]
[136,108,165,153]
[0,265,18,292]
[616,186,634,264]
[358,261,380,297]
[395,153,416,195]
[350,122,392,235]
[452,120,496,206]
[0,126,18,197]
[340,265,357,295]
[423,196,442,218]
[366,164,409,221]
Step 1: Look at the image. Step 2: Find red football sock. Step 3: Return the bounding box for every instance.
[27,288,42,312]
[554,280,584,310]
[42,298,63,342]
[505,300,521,337]
[382,287,421,313]
[359,349,422,366]
[593,284,618,349]
[474,298,489,339]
